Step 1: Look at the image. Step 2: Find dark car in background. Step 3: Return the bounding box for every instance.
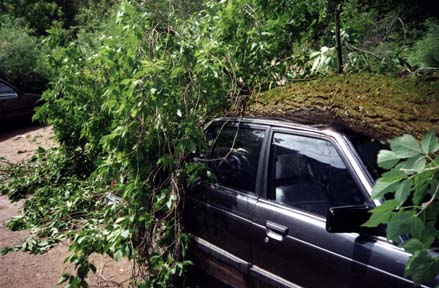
[0,79,41,123]
[184,117,439,288]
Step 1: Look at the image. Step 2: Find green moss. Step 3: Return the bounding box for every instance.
[248,73,439,139]
[259,74,438,103]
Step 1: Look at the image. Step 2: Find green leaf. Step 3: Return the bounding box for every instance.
[77,236,86,245]
[402,239,424,253]
[410,156,426,174]
[400,155,426,175]
[120,230,129,239]
[71,276,82,287]
[421,130,439,154]
[408,216,425,239]
[405,250,439,285]
[389,134,422,159]
[372,170,406,199]
[114,249,123,261]
[166,193,176,209]
[387,211,425,241]
[377,150,400,169]
[413,170,434,205]
[395,179,412,205]
[57,274,70,285]
[420,221,439,248]
[363,200,398,227]
[386,211,413,241]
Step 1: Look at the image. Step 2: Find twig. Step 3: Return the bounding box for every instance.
[345,42,380,58]
[417,183,439,216]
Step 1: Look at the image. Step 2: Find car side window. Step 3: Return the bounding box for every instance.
[208,125,265,193]
[0,82,18,98]
[268,133,365,217]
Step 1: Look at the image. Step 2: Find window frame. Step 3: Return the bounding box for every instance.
[205,120,270,197]
[0,80,19,99]
[260,127,374,218]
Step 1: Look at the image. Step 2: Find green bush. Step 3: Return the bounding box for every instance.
[409,20,439,68]
[72,0,117,28]
[0,15,48,91]
[0,0,62,35]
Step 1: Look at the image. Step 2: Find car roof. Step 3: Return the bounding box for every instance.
[208,116,336,134]
[208,116,378,142]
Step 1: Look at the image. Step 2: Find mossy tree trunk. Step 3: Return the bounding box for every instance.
[245,74,439,140]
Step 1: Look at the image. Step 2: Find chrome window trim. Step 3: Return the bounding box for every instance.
[208,118,378,201]
[261,128,374,215]
[0,92,18,99]
[204,117,319,133]
[191,235,248,266]
[250,265,303,288]
[322,129,381,207]
[257,198,327,223]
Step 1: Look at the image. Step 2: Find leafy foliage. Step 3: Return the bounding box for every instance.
[310,46,337,75]
[0,15,49,90]
[213,0,330,85]
[364,131,439,285]
[3,1,250,286]
[1,0,439,287]
[409,19,439,68]
[70,0,118,28]
[0,0,62,35]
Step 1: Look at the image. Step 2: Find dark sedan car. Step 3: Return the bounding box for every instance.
[0,79,41,122]
[184,117,439,288]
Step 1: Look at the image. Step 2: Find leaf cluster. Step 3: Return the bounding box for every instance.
[364,131,439,285]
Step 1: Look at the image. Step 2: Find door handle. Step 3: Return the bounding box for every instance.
[265,221,289,241]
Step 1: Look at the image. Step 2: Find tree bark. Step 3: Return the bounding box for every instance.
[244,74,439,140]
[335,4,343,74]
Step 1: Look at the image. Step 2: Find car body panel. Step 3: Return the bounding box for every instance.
[250,200,413,287]
[0,79,40,122]
[185,121,269,264]
[185,183,257,263]
[184,117,438,288]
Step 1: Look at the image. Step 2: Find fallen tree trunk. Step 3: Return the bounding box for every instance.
[245,74,439,140]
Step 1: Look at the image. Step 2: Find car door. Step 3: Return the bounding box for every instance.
[249,128,414,288]
[185,121,268,266]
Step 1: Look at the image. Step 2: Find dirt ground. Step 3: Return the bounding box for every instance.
[0,125,132,288]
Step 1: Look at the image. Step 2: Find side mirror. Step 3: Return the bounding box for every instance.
[326,205,385,236]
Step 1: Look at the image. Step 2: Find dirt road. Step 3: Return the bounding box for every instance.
[0,125,131,287]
